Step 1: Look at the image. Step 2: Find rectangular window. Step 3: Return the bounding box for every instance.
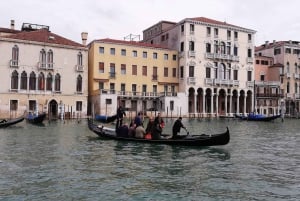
[110,63,115,78]
[234,70,238,80]
[132,84,137,95]
[234,32,238,40]
[99,62,104,73]
[29,100,36,111]
[164,67,168,77]
[172,54,177,61]
[10,100,18,111]
[153,85,157,94]
[110,48,115,55]
[214,28,218,37]
[260,74,265,81]
[206,43,211,53]
[234,46,238,56]
[143,51,147,58]
[227,30,231,40]
[285,48,291,54]
[274,48,281,55]
[190,24,194,33]
[181,24,184,32]
[247,71,252,81]
[121,49,126,56]
[121,64,126,75]
[110,83,115,94]
[153,66,158,80]
[180,42,184,52]
[164,54,168,60]
[189,41,195,51]
[132,65,137,75]
[121,83,126,93]
[172,68,176,77]
[248,34,252,42]
[132,50,137,57]
[248,49,252,57]
[153,52,158,59]
[142,66,147,76]
[189,66,194,77]
[256,60,260,64]
[99,47,104,54]
[206,67,211,78]
[99,82,104,90]
[206,27,211,36]
[180,66,184,78]
[170,101,174,111]
[76,101,82,111]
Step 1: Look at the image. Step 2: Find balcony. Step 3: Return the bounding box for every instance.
[10,60,19,68]
[109,72,116,78]
[286,72,291,78]
[247,81,254,87]
[205,78,214,85]
[294,73,299,79]
[204,53,239,62]
[188,51,196,57]
[187,77,196,85]
[38,62,54,70]
[152,75,158,81]
[246,57,253,63]
[75,65,84,72]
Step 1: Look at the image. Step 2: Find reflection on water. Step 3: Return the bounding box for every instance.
[0,118,299,200]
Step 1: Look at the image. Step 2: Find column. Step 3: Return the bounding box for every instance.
[210,93,214,115]
[243,95,246,114]
[216,94,219,117]
[194,93,197,114]
[225,94,228,116]
[202,90,206,115]
[237,95,240,114]
[229,93,232,116]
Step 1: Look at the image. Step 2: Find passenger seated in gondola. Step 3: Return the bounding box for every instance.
[116,123,129,137]
[135,125,146,139]
[151,113,164,139]
[128,122,136,138]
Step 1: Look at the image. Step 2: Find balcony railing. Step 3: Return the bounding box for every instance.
[75,65,84,72]
[100,89,177,98]
[10,60,19,68]
[152,75,158,81]
[204,53,239,62]
[187,77,196,85]
[109,72,116,78]
[188,51,195,57]
[294,73,299,79]
[38,62,54,70]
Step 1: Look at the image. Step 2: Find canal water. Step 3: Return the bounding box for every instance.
[0,118,299,201]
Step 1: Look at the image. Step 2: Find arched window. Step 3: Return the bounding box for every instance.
[40,49,46,68]
[287,81,290,93]
[20,71,27,90]
[11,45,19,66]
[54,73,61,92]
[11,70,18,90]
[76,75,82,92]
[38,72,45,90]
[46,73,52,91]
[77,52,83,66]
[220,63,226,79]
[29,71,36,90]
[47,49,53,68]
[295,83,298,94]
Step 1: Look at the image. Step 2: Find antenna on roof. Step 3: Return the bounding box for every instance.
[124,34,140,41]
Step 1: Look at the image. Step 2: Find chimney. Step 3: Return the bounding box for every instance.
[265,41,269,46]
[81,32,88,46]
[10,20,15,30]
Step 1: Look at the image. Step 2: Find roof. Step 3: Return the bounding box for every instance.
[1,28,84,48]
[91,38,174,50]
[0,27,21,34]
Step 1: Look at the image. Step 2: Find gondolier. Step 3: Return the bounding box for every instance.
[172,117,186,139]
[116,105,126,129]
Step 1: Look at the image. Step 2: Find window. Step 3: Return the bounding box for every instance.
[10,100,18,111]
[260,74,265,81]
[54,73,61,92]
[77,52,83,67]
[142,85,147,94]
[47,50,53,68]
[99,82,104,90]
[285,48,291,54]
[76,75,82,92]
[46,73,52,91]
[214,28,218,37]
[206,67,211,78]
[110,63,115,78]
[99,62,104,73]
[180,66,184,78]
[172,54,177,61]
[172,68,176,77]
[287,82,290,93]
[132,50,137,57]
[99,47,104,54]
[248,49,252,57]
[110,83,115,94]
[121,64,126,75]
[190,24,194,33]
[256,60,260,64]
[153,52,158,59]
[180,42,184,52]
[206,27,211,36]
[11,70,18,90]
[189,41,195,51]
[247,71,252,81]
[29,100,36,111]
[220,42,226,54]
[274,48,281,55]
[170,101,174,111]
[234,32,238,40]
[21,71,27,90]
[153,66,158,80]
[121,83,125,93]
[164,67,168,77]
[29,71,36,90]
[153,85,157,94]
[164,54,168,60]
[189,66,194,77]
[11,45,19,66]
[233,70,238,80]
[226,42,231,54]
[142,66,147,76]
[121,49,126,56]
[143,51,147,58]
[76,101,82,111]
[38,72,45,90]
[181,24,184,32]
[227,30,231,40]
[132,84,137,95]
[248,34,252,42]
[206,43,211,53]
[132,65,137,75]
[234,46,238,56]
[40,49,46,68]
[214,40,219,53]
[110,48,115,55]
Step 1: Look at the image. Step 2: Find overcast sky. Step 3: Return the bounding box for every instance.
[1,0,300,46]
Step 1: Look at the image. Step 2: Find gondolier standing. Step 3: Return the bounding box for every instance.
[116,105,126,129]
[172,117,186,139]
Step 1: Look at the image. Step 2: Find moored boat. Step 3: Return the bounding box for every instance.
[235,113,281,121]
[95,114,117,123]
[88,119,230,147]
[26,112,46,124]
[0,116,25,128]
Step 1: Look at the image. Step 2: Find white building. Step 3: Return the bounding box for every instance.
[0,21,88,119]
[143,17,256,117]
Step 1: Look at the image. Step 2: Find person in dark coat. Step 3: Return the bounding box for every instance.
[116,105,126,130]
[134,112,143,127]
[172,117,186,139]
[152,113,164,139]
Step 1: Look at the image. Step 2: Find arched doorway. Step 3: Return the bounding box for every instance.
[48,99,58,119]
[188,88,195,113]
[218,89,226,115]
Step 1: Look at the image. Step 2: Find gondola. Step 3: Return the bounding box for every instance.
[26,112,46,124]
[235,113,281,121]
[88,119,230,147]
[95,114,117,123]
[0,116,25,128]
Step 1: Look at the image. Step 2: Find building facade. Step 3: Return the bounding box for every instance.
[143,17,256,117]
[88,38,184,118]
[0,22,88,119]
[256,40,300,117]
[254,55,283,115]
